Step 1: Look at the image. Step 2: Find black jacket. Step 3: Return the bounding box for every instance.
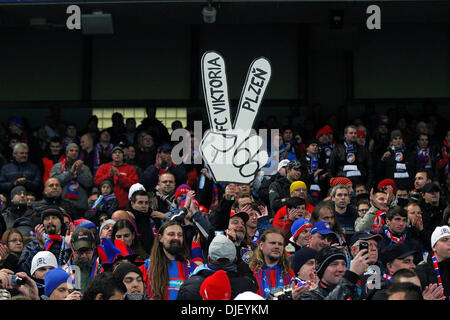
[176,265,258,300]
[416,255,450,299]
[141,164,187,192]
[327,143,374,189]
[268,176,293,214]
[300,270,360,300]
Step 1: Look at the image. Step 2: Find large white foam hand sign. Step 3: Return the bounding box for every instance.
[200,51,271,184]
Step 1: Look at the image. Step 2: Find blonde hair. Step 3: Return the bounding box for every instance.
[249,228,291,274]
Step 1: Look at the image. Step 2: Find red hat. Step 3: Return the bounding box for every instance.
[200,270,231,300]
[316,125,334,139]
[377,179,397,195]
[330,177,352,188]
[356,130,366,137]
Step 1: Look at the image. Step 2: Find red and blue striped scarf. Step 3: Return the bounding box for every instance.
[253,265,294,298]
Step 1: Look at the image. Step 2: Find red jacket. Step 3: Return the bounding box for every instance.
[94,162,138,208]
[272,202,315,239]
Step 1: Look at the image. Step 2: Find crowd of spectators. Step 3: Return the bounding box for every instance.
[0,102,449,301]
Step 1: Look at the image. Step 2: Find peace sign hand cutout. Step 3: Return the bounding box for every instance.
[200,51,271,184]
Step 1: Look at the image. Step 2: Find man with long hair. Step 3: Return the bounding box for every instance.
[140,220,195,300]
[249,228,295,298]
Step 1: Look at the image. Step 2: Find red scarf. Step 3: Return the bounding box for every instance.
[45,234,64,251]
[371,210,386,234]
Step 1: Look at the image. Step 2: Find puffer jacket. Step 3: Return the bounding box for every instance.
[300,270,360,300]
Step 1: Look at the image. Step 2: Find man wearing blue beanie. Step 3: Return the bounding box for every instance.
[44,268,81,300]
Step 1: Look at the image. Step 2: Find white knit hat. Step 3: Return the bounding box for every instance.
[99,219,116,237]
[431,225,450,248]
[128,183,146,200]
[30,251,58,276]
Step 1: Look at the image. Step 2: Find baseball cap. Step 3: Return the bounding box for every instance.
[71,227,95,251]
[431,225,450,248]
[111,146,124,154]
[421,183,440,194]
[349,231,382,247]
[31,251,58,276]
[380,243,416,265]
[208,235,236,263]
[229,208,249,223]
[311,221,335,236]
[277,159,290,172]
[200,270,231,300]
[287,160,303,171]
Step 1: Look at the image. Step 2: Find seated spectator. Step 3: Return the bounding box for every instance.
[50,143,93,219]
[135,131,157,172]
[82,272,126,300]
[18,206,68,275]
[378,206,424,265]
[30,251,58,297]
[89,179,119,221]
[300,246,369,300]
[273,197,308,241]
[249,228,295,298]
[291,247,318,291]
[268,160,307,215]
[41,136,64,184]
[285,218,312,254]
[0,228,25,273]
[31,177,78,224]
[94,146,138,209]
[386,282,423,300]
[113,262,146,300]
[112,218,147,262]
[2,186,35,237]
[354,189,389,233]
[141,143,187,192]
[0,143,42,197]
[43,267,81,300]
[177,234,258,300]
[416,225,450,300]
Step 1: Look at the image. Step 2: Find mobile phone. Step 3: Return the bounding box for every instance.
[359,241,369,255]
[0,242,7,246]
